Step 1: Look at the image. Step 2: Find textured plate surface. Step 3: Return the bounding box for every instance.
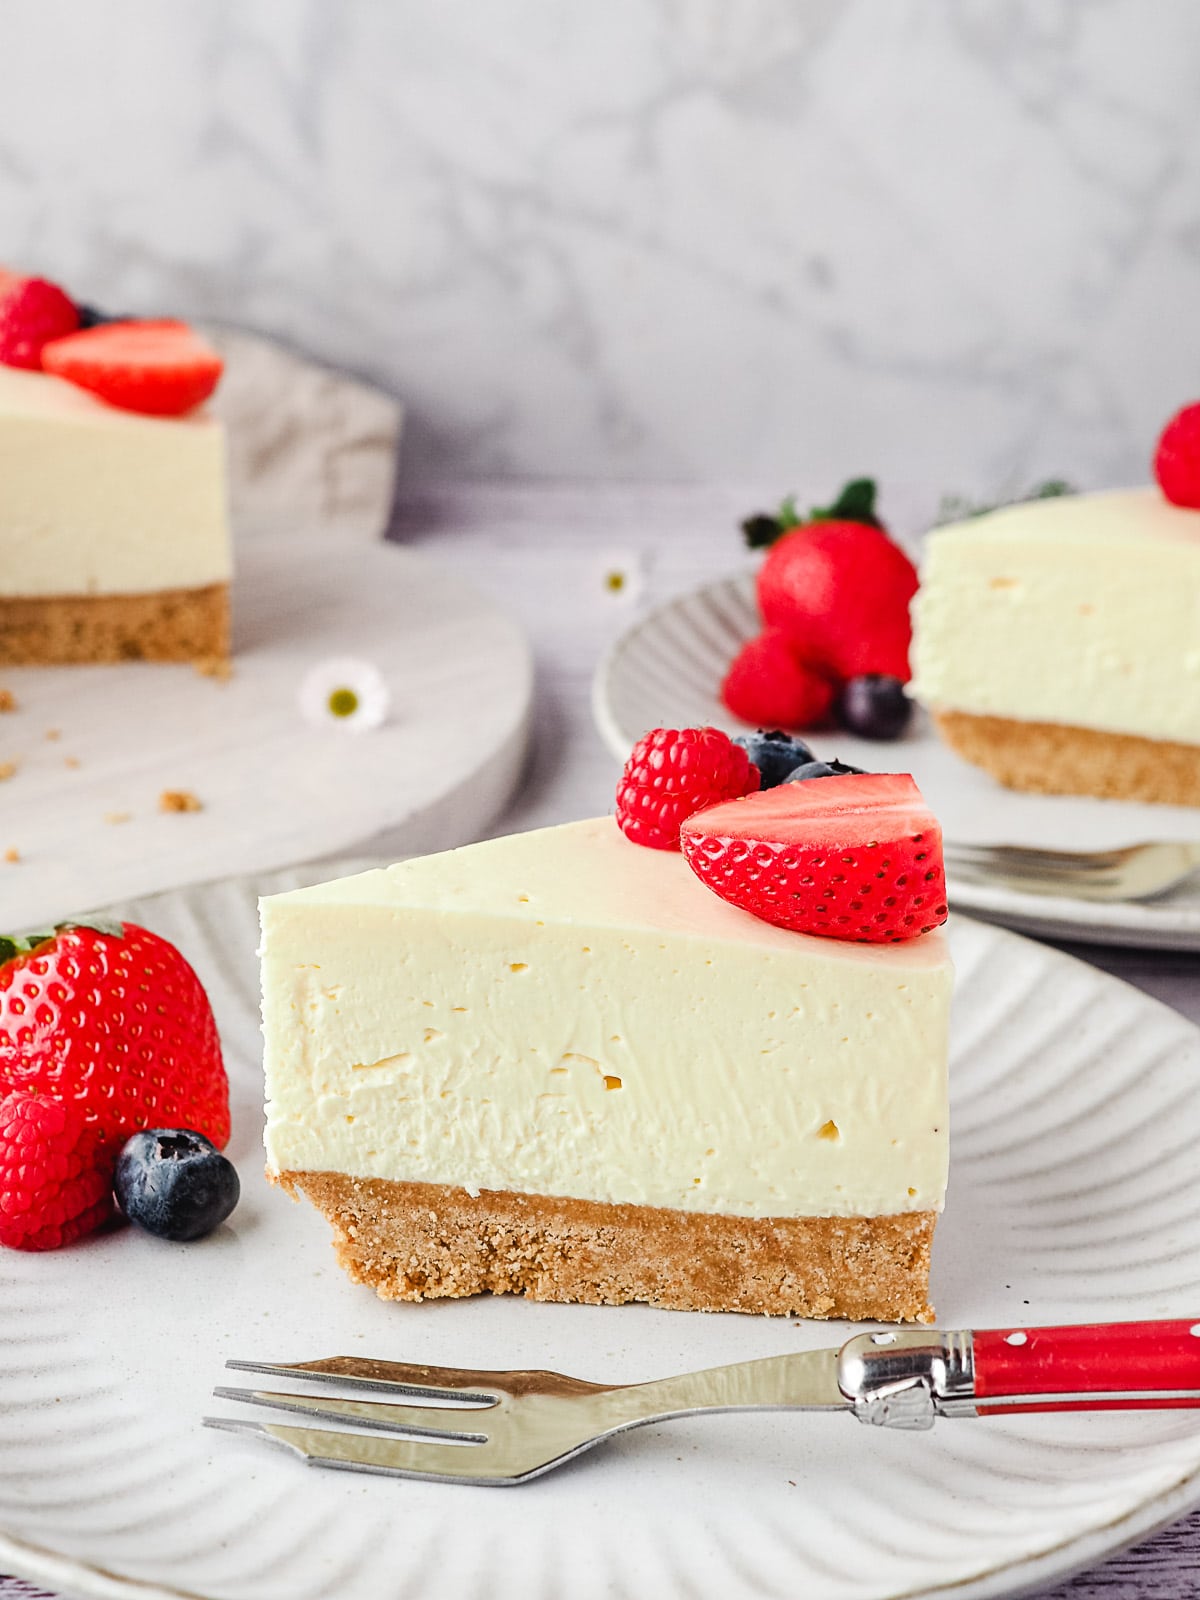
[0,535,532,929]
[4,868,1200,1600]
[592,572,1200,950]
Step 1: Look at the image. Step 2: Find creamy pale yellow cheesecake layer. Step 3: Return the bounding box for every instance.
[260,818,952,1223]
[912,489,1200,747]
[0,366,231,599]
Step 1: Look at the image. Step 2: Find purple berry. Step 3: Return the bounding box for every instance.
[734,730,816,788]
[114,1128,239,1242]
[837,675,912,741]
[786,757,868,782]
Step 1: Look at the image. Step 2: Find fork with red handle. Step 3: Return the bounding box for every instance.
[206,1318,1200,1486]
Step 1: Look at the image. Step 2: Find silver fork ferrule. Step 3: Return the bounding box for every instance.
[837,1329,976,1430]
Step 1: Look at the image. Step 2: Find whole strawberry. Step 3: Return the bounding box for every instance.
[0,276,80,370]
[616,726,760,851]
[758,521,918,682]
[721,628,836,731]
[1154,401,1200,510]
[0,1091,115,1251]
[742,479,918,683]
[0,920,228,1151]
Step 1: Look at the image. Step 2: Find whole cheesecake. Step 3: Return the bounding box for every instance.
[260,816,953,1322]
[912,488,1200,805]
[0,364,230,665]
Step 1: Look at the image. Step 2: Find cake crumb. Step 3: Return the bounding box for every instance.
[3,848,18,864]
[0,690,15,713]
[159,789,203,814]
[45,727,61,741]
[0,762,17,782]
[104,811,132,825]
[195,656,233,682]
[64,756,81,769]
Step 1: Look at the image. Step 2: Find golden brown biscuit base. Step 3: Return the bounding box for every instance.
[0,583,229,664]
[277,1169,937,1322]
[934,709,1200,806]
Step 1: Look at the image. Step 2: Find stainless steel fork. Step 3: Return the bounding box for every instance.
[206,1318,1200,1486]
[943,840,1200,902]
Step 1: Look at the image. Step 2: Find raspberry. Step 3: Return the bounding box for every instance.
[615,726,760,851]
[1154,402,1200,509]
[0,276,80,370]
[680,772,948,943]
[0,1091,115,1251]
[721,629,836,731]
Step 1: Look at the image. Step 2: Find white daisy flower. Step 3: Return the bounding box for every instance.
[593,549,645,610]
[299,657,390,732]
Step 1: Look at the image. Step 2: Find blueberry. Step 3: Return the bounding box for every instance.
[74,302,124,329]
[734,729,816,788]
[786,757,869,782]
[837,675,913,741]
[114,1128,239,1242]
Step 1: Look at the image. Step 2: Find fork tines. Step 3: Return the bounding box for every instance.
[945,843,1127,873]
[205,1354,616,1485]
[205,1355,514,1484]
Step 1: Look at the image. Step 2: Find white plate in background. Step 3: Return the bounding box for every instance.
[592,572,1200,950]
[3,867,1200,1599]
[0,535,532,930]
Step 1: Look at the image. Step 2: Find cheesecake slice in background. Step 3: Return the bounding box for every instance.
[260,815,952,1322]
[912,488,1200,805]
[0,364,230,665]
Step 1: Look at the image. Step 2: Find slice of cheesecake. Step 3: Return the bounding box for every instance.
[912,488,1200,805]
[0,365,231,664]
[260,817,952,1321]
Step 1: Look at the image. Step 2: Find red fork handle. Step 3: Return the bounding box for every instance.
[973,1319,1200,1415]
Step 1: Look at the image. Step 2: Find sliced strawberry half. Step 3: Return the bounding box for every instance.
[41,319,223,415]
[680,773,948,943]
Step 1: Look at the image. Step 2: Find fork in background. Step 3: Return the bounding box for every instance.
[943,840,1200,903]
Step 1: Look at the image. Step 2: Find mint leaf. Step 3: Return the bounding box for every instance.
[935,479,1074,525]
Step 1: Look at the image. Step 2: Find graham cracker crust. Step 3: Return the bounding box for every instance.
[0,583,229,664]
[278,1169,937,1322]
[934,709,1200,807]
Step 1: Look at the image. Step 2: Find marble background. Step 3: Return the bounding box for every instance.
[4,0,1200,502]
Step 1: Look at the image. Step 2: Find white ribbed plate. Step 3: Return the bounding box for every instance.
[4,869,1200,1600]
[592,572,1200,951]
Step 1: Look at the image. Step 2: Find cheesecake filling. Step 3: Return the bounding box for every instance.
[0,366,231,598]
[912,488,1200,747]
[261,820,952,1222]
